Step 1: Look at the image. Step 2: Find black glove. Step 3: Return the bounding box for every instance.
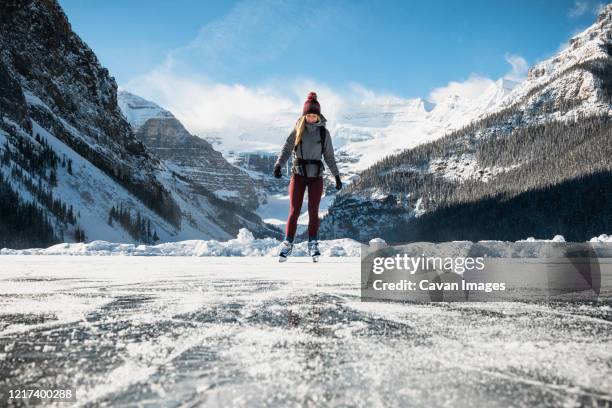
[273,164,282,179]
[335,175,342,190]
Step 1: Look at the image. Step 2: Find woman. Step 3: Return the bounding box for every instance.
[273,91,342,262]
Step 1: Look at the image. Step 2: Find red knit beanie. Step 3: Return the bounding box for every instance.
[302,92,321,115]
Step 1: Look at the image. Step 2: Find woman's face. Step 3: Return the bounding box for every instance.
[305,113,319,123]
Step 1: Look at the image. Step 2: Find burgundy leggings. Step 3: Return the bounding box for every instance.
[285,174,324,240]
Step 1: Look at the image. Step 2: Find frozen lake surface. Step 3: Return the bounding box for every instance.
[0,256,611,407]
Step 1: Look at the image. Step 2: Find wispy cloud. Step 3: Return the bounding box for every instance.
[122,0,396,149]
[162,0,344,80]
[126,52,530,152]
[124,68,397,151]
[567,1,604,18]
[123,0,532,152]
[504,53,529,81]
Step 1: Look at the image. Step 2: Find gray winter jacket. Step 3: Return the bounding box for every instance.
[275,114,340,178]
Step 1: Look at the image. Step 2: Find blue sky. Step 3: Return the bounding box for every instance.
[57,0,607,139]
[59,0,604,98]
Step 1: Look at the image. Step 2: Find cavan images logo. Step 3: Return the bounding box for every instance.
[361,241,606,302]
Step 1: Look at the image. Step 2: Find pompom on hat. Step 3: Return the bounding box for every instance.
[302,91,321,115]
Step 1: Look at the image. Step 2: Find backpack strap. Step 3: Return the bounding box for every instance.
[299,142,307,178]
[319,126,326,156]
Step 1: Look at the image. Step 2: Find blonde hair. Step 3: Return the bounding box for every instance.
[293,114,319,149]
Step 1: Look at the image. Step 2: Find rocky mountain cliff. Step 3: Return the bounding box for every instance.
[0,0,277,248]
[118,91,262,210]
[320,5,612,242]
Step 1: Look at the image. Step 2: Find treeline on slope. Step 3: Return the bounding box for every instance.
[346,114,611,211]
[2,134,77,224]
[0,169,59,249]
[0,0,182,229]
[322,51,612,242]
[29,107,182,228]
[348,53,612,199]
[394,170,612,242]
[0,131,88,248]
[349,104,524,187]
[108,203,159,244]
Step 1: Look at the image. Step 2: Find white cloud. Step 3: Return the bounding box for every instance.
[427,53,528,104]
[126,51,530,152]
[125,68,295,131]
[121,0,362,152]
[428,75,495,104]
[124,68,366,152]
[504,54,529,81]
[122,0,532,153]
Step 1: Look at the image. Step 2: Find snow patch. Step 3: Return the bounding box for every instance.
[0,228,361,257]
[429,154,521,182]
[118,90,174,130]
[368,238,386,245]
[3,230,608,257]
[590,234,612,243]
[519,235,567,243]
[213,189,240,199]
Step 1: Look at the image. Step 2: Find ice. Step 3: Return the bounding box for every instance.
[0,256,610,407]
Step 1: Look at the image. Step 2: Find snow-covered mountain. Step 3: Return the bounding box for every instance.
[0,0,278,249]
[189,7,607,184]
[501,10,612,119]
[118,91,263,210]
[186,77,517,178]
[118,90,175,130]
[329,78,518,173]
[320,5,612,242]
[175,68,519,231]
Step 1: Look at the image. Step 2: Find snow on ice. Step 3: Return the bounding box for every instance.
[0,255,610,406]
[2,228,611,256]
[0,228,361,257]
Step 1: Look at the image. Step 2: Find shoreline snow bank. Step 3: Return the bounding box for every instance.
[0,229,361,257]
[1,230,610,256]
[590,234,612,243]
